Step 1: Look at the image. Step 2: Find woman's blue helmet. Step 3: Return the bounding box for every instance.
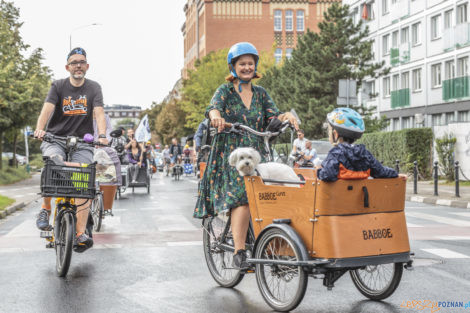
[327,107,365,139]
[227,42,259,78]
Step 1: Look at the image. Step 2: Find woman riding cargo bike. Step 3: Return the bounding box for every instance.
[196,42,413,312]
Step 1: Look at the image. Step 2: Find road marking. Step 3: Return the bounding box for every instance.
[188,180,198,184]
[427,267,470,287]
[406,223,423,228]
[13,195,24,198]
[406,212,470,227]
[450,212,470,218]
[434,236,470,240]
[5,219,38,237]
[94,244,123,249]
[422,248,470,259]
[167,241,202,247]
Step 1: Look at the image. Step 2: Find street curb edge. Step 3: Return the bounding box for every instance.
[0,197,40,220]
[406,195,470,209]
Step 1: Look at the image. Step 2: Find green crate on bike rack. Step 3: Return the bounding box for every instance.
[41,160,96,199]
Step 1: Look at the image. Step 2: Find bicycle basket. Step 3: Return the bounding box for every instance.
[41,160,96,199]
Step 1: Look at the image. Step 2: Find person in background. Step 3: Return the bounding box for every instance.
[169,138,182,166]
[127,139,144,183]
[298,140,317,167]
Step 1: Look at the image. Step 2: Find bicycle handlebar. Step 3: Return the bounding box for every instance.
[223,120,292,138]
[31,133,110,147]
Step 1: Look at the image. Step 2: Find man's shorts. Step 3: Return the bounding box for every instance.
[170,155,177,164]
[41,141,94,164]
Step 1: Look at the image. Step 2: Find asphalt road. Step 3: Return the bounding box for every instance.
[0,172,469,313]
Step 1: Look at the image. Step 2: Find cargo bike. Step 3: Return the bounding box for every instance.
[202,122,413,312]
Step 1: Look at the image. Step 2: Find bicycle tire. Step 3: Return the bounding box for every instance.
[91,193,104,232]
[255,228,308,312]
[202,216,244,288]
[55,212,74,277]
[350,262,403,300]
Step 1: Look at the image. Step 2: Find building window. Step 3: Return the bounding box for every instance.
[458,110,469,122]
[401,72,409,89]
[274,10,282,31]
[382,34,390,55]
[383,76,391,97]
[285,10,293,31]
[401,27,409,44]
[392,30,399,48]
[445,60,455,79]
[361,2,374,21]
[296,10,304,31]
[371,39,376,59]
[431,15,441,40]
[457,3,468,24]
[444,10,453,29]
[351,7,358,25]
[392,74,399,91]
[412,68,422,91]
[432,114,442,126]
[457,56,468,76]
[402,117,411,129]
[393,118,400,130]
[275,48,282,63]
[412,22,421,46]
[286,48,293,59]
[363,81,376,99]
[431,63,442,88]
[382,0,389,15]
[445,112,455,124]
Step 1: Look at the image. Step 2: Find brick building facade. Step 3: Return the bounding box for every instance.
[182,0,337,78]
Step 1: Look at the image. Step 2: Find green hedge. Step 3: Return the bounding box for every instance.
[356,128,433,177]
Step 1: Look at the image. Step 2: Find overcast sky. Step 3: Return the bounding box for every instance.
[13,0,186,109]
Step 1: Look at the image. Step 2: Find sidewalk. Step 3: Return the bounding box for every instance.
[0,174,41,219]
[406,180,470,209]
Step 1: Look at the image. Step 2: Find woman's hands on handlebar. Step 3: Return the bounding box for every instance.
[278,112,299,131]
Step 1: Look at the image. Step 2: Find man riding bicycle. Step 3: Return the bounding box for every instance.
[34,47,108,251]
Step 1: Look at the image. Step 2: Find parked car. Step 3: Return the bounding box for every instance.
[2,152,27,165]
[310,140,333,162]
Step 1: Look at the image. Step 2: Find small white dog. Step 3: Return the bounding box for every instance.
[229,147,301,184]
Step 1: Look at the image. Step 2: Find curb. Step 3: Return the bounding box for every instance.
[406,195,470,209]
[0,196,40,220]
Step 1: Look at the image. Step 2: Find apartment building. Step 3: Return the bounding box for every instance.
[344,0,470,176]
[104,104,142,128]
[182,0,337,78]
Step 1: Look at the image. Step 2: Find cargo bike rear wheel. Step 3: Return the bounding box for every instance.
[350,262,403,300]
[202,214,245,288]
[255,228,308,312]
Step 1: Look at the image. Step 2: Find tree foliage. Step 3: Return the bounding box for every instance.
[0,1,51,168]
[259,3,389,139]
[435,133,457,181]
[155,99,189,144]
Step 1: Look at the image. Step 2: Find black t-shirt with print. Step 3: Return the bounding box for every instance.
[45,78,104,137]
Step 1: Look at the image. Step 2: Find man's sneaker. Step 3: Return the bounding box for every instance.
[232,249,249,270]
[36,209,52,231]
[73,233,93,253]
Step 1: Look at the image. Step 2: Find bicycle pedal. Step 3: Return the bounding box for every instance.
[40,231,53,239]
[45,242,54,249]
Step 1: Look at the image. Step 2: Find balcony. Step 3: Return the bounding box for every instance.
[391,88,410,108]
[390,0,409,23]
[400,42,410,63]
[390,48,399,66]
[442,76,470,101]
[455,22,470,48]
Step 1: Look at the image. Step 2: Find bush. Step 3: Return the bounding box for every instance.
[356,128,433,177]
[435,133,456,181]
[0,162,32,185]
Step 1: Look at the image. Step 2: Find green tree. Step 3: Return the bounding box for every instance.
[115,118,136,130]
[0,1,51,168]
[259,3,389,139]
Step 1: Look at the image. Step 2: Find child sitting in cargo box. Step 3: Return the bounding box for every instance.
[316,108,407,182]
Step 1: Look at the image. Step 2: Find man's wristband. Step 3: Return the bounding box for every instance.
[98,134,107,139]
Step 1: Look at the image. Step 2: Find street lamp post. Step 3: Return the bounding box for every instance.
[69,23,102,51]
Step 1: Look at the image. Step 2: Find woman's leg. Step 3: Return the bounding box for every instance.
[231,205,250,252]
[131,164,138,182]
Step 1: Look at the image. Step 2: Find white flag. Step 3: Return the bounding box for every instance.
[135,114,151,142]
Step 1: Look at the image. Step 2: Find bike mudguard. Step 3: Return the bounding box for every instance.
[253,223,310,262]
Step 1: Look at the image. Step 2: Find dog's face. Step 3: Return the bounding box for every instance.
[229,147,261,176]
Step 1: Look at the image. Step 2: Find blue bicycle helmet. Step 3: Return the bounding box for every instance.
[227,42,259,91]
[327,107,365,140]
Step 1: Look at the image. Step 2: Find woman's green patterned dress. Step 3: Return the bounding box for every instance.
[193,82,281,218]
